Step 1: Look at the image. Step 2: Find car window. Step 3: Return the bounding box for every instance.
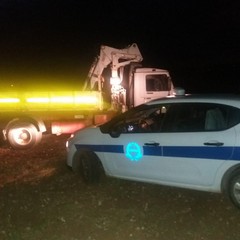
[160,103,240,132]
[160,103,206,132]
[119,105,164,133]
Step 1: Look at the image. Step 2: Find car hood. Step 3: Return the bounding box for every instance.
[73,126,103,143]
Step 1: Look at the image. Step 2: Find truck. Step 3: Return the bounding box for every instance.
[0,43,174,149]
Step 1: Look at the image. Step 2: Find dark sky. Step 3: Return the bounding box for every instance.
[1,0,240,92]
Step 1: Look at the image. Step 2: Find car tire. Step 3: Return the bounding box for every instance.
[7,121,42,150]
[73,150,102,184]
[228,170,240,208]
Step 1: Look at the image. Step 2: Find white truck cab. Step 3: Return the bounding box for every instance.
[133,68,173,106]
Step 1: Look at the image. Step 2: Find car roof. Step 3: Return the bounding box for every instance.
[146,94,240,108]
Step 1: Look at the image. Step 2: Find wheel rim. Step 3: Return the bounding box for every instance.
[233,180,240,204]
[11,128,32,146]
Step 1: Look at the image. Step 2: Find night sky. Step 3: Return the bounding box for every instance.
[1,0,240,93]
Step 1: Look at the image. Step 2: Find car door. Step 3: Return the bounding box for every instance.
[102,102,236,188]
[158,103,236,187]
[101,104,166,182]
[102,131,168,182]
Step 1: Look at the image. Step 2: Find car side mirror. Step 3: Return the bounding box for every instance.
[109,123,126,138]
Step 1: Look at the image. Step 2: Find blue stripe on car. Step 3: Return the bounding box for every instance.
[75,144,240,161]
[143,146,162,156]
[75,144,124,153]
[163,146,233,160]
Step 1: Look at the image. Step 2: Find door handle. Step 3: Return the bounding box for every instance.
[144,142,160,146]
[204,141,224,146]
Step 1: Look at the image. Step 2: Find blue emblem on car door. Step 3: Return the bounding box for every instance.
[125,142,143,161]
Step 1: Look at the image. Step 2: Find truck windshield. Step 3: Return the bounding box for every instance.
[146,74,171,91]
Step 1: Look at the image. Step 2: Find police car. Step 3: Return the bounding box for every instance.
[66,94,240,208]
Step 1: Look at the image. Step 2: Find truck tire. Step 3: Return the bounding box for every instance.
[228,169,240,209]
[72,150,102,184]
[7,121,42,150]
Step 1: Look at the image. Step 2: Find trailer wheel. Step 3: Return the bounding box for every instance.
[7,121,42,150]
[72,150,102,184]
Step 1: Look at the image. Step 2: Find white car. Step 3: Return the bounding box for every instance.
[66,94,240,208]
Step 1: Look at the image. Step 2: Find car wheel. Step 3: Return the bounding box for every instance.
[7,121,42,150]
[229,170,240,208]
[73,150,102,184]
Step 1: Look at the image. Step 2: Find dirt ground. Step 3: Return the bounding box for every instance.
[1,134,240,240]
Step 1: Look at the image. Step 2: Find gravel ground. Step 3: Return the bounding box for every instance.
[1,134,240,240]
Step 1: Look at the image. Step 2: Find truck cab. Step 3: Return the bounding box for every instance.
[132,68,173,107]
[84,43,174,111]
